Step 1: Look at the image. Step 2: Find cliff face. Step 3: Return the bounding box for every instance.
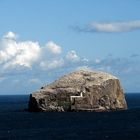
[28,70,127,112]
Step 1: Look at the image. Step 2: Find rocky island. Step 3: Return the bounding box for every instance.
[28,70,127,112]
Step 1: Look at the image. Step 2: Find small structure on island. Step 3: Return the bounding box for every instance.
[28,69,127,112]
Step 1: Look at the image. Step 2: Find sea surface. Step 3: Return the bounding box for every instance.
[0,93,140,140]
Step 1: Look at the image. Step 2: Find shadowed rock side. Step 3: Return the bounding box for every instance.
[28,70,127,112]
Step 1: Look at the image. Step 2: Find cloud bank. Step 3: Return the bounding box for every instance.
[73,20,140,33]
[66,50,80,61]
[0,31,81,71]
[0,31,140,94]
[46,41,62,54]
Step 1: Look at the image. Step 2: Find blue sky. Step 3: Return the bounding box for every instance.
[0,0,140,94]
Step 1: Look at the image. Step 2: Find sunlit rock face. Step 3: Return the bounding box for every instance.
[28,70,127,112]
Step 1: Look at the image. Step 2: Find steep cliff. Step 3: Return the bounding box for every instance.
[28,70,127,112]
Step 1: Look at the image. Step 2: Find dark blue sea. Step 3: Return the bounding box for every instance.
[0,94,140,140]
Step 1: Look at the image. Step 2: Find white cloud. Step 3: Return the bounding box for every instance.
[82,58,89,62]
[66,50,80,61]
[95,58,101,64]
[13,41,40,67]
[0,32,65,70]
[46,41,62,54]
[40,59,64,70]
[3,31,17,40]
[0,32,84,74]
[0,39,41,68]
[74,20,140,33]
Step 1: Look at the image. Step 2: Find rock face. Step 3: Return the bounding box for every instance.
[28,70,127,112]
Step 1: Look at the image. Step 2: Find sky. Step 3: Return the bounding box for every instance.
[0,0,140,94]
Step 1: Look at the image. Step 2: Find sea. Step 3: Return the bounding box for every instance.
[0,94,140,140]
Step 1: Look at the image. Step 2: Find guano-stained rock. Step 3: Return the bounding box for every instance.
[28,70,127,112]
